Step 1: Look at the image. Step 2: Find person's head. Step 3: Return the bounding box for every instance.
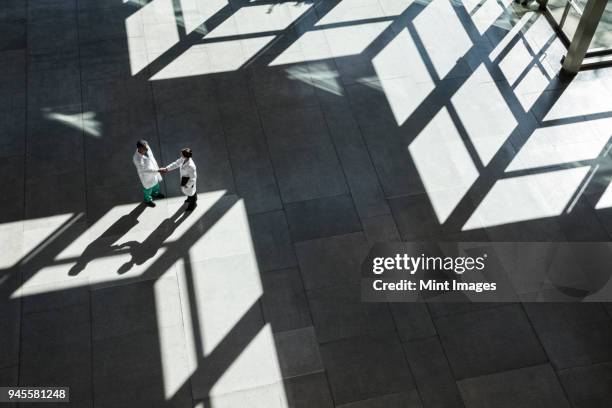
[181,148,192,159]
[118,260,134,275]
[136,140,149,154]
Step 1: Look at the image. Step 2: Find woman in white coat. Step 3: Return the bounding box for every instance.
[161,148,198,211]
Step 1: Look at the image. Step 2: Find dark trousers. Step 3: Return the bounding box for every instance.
[186,193,197,203]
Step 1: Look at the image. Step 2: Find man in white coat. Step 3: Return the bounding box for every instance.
[160,148,197,211]
[133,140,165,207]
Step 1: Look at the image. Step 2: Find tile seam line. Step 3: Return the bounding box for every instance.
[295,261,337,408]
[21,300,91,317]
[248,57,341,402]
[244,46,288,228]
[277,367,326,381]
[454,360,574,384]
[398,332,443,344]
[313,328,405,346]
[211,53,238,198]
[386,300,429,408]
[429,301,521,319]
[556,360,612,372]
[91,321,188,345]
[292,229,367,246]
[426,303,527,391]
[518,302,577,407]
[17,0,29,390]
[309,66,368,236]
[243,43,325,399]
[334,390,420,408]
[170,265,197,405]
[282,191,355,206]
[215,65,306,406]
[259,264,301,274]
[73,2,95,406]
[340,68,404,249]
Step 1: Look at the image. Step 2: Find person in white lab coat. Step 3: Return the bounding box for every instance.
[160,148,197,211]
[133,140,165,207]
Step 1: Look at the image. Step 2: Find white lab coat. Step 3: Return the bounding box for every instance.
[133,149,162,189]
[166,157,197,196]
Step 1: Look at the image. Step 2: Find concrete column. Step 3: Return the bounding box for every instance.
[562,0,608,74]
[536,0,549,11]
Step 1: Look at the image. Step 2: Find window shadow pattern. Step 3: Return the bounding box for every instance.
[1,0,612,407]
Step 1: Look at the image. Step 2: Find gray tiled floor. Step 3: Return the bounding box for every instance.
[403,336,464,408]
[457,364,571,408]
[558,362,612,408]
[1,0,612,407]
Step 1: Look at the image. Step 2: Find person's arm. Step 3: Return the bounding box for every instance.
[164,158,183,172]
[133,155,158,173]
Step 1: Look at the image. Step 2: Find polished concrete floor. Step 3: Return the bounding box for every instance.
[1,0,612,407]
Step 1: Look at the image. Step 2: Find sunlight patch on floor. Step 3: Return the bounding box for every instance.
[180,0,228,34]
[43,110,102,138]
[372,28,434,125]
[127,0,180,75]
[316,0,387,26]
[151,36,275,80]
[206,3,313,38]
[489,11,533,61]
[507,121,611,172]
[286,63,344,96]
[464,167,590,230]
[13,192,233,296]
[414,0,472,79]
[409,108,479,223]
[595,181,612,209]
[0,213,75,276]
[209,324,284,400]
[452,64,517,166]
[464,0,512,35]
[271,21,393,66]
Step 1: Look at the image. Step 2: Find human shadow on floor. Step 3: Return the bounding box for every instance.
[68,203,147,276]
[113,206,191,274]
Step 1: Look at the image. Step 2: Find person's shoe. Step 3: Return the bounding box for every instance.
[153,193,165,199]
[185,203,197,212]
[145,201,156,207]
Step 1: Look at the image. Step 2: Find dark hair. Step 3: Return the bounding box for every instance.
[136,139,148,148]
[181,148,192,158]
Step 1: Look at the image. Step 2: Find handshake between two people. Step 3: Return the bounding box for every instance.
[158,167,169,174]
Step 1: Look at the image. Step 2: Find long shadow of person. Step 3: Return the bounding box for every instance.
[69,203,147,276]
[113,206,191,274]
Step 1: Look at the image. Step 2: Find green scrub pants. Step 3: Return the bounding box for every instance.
[143,183,161,203]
